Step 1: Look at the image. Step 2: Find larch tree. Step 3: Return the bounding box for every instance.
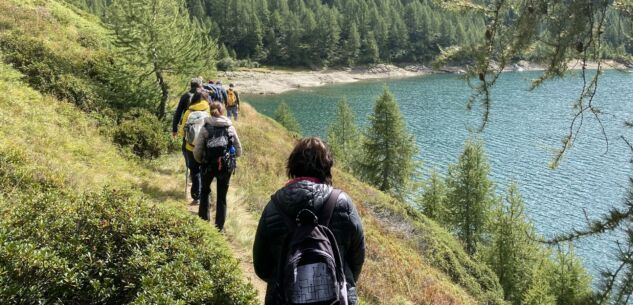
[358,87,417,199]
[361,31,380,64]
[482,182,543,304]
[274,101,301,135]
[440,1,633,303]
[445,138,494,256]
[522,263,556,305]
[343,23,361,66]
[546,245,593,305]
[108,0,215,119]
[327,98,361,173]
[417,168,447,224]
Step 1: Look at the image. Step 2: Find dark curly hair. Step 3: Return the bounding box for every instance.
[287,137,333,185]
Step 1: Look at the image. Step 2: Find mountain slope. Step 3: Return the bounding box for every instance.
[0,1,506,304]
[223,104,505,304]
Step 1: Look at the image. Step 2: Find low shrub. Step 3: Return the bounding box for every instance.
[0,148,65,195]
[216,57,260,71]
[113,109,171,159]
[0,28,159,114]
[0,188,258,305]
[0,34,99,111]
[217,57,237,71]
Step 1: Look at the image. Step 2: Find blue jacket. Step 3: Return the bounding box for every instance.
[203,84,227,103]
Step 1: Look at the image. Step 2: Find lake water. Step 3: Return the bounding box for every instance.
[246,71,633,280]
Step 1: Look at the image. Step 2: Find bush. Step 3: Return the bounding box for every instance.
[0,30,159,114]
[217,57,237,71]
[216,57,260,71]
[0,34,99,111]
[0,188,258,305]
[0,148,66,194]
[113,109,170,159]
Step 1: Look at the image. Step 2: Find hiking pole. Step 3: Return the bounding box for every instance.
[185,164,189,200]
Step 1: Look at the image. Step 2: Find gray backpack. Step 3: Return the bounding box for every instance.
[273,189,348,305]
[184,110,209,145]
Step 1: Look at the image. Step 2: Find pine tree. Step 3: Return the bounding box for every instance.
[417,168,447,223]
[441,0,633,301]
[522,263,556,305]
[319,8,341,66]
[358,87,417,199]
[327,98,361,173]
[343,23,361,66]
[482,182,542,304]
[445,138,494,256]
[361,31,380,64]
[274,101,301,135]
[188,0,206,20]
[108,0,214,119]
[219,43,230,59]
[546,245,593,305]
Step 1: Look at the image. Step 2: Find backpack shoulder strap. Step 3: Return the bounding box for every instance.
[203,123,214,135]
[319,188,341,227]
[186,92,194,107]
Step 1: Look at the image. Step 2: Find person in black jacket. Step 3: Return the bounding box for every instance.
[253,137,365,305]
[171,78,203,139]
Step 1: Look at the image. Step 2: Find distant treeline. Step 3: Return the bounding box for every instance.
[66,0,632,67]
[64,0,484,66]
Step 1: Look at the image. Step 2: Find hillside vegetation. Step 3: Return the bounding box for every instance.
[0,0,507,304]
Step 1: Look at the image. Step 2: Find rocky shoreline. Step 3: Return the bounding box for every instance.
[221,60,629,95]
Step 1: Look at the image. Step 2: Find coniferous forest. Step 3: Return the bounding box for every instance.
[64,0,633,68]
[2,0,633,304]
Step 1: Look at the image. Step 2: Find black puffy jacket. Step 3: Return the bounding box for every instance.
[253,180,365,304]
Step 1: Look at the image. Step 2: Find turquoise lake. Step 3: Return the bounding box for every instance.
[245,71,633,279]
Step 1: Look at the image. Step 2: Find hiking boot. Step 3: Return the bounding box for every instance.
[190,199,199,205]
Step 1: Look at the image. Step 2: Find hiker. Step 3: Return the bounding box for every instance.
[193,101,242,231]
[215,80,228,105]
[172,78,203,139]
[226,83,240,121]
[253,137,365,305]
[204,80,219,102]
[178,90,211,205]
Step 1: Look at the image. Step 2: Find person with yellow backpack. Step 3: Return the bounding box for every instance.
[226,83,240,121]
[178,91,211,205]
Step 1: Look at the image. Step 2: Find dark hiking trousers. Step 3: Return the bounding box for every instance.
[185,150,201,201]
[199,165,232,231]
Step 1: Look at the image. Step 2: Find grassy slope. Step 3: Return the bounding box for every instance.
[0,1,505,304]
[225,104,505,305]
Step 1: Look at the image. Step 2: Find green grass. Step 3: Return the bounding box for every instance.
[0,0,507,303]
[225,104,506,305]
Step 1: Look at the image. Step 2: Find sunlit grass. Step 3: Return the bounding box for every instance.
[0,0,506,303]
[223,103,502,304]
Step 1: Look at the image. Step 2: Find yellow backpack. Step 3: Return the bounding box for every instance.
[227,89,237,107]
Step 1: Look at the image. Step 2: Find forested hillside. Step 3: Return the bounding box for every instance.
[66,0,484,66]
[0,1,508,304]
[64,0,632,69]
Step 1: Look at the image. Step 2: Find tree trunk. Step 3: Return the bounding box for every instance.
[155,68,169,119]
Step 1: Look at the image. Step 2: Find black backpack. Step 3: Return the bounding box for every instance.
[273,189,348,305]
[203,124,235,173]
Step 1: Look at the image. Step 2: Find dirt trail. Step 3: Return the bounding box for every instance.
[186,185,267,304]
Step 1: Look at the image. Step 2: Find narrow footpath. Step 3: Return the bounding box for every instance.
[186,184,267,304]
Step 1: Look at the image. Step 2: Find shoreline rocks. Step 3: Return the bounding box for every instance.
[222,61,629,96]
